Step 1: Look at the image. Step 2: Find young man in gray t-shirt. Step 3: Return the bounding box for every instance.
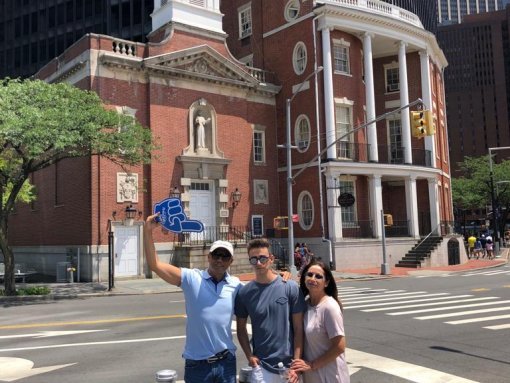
[235,238,305,383]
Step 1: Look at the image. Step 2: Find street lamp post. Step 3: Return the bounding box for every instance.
[282,66,323,276]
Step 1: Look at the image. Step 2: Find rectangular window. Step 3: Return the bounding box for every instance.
[333,44,350,74]
[386,67,399,92]
[388,119,403,163]
[253,130,265,163]
[339,180,357,226]
[335,105,352,159]
[238,4,252,39]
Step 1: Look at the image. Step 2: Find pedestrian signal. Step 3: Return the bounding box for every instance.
[383,214,393,227]
[273,216,288,230]
[410,111,427,138]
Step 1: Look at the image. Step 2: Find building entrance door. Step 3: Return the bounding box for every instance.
[189,181,215,241]
[114,225,139,277]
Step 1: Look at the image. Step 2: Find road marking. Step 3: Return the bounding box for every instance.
[362,297,497,312]
[347,348,478,382]
[0,357,75,382]
[471,288,490,292]
[0,330,106,340]
[345,295,473,310]
[416,306,510,320]
[0,335,187,353]
[341,289,405,298]
[446,314,510,325]
[484,323,510,330]
[503,285,510,288]
[0,315,186,330]
[343,293,447,304]
[388,299,510,315]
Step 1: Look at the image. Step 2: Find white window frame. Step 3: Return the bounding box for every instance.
[295,114,311,152]
[293,42,307,75]
[384,62,400,93]
[238,3,252,39]
[253,127,266,164]
[387,117,403,164]
[334,98,354,159]
[298,191,314,230]
[338,178,357,227]
[284,0,300,22]
[333,38,350,75]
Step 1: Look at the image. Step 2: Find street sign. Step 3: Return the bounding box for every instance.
[338,193,355,207]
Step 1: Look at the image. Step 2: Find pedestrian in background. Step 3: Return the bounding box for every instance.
[291,260,350,383]
[467,234,476,259]
[144,214,240,383]
[235,238,305,383]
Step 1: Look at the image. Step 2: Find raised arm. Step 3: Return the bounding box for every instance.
[143,214,182,286]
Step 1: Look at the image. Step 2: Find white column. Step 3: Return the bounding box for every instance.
[322,27,337,160]
[369,175,383,238]
[327,177,343,241]
[428,178,441,234]
[398,41,412,164]
[363,33,378,162]
[405,176,420,238]
[420,51,436,165]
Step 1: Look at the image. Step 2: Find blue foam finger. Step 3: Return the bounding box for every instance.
[153,197,204,234]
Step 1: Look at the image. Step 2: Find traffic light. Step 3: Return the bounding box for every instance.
[383,214,393,227]
[410,111,427,138]
[426,111,436,136]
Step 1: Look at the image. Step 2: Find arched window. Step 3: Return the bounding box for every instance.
[293,42,307,75]
[298,191,314,230]
[295,115,310,152]
[285,0,300,21]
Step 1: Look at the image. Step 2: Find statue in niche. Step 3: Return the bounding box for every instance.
[195,111,211,151]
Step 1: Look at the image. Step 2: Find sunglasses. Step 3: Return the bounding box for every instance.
[249,256,270,265]
[211,252,232,261]
[305,272,324,280]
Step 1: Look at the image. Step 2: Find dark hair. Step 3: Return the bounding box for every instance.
[299,260,343,310]
[247,237,270,253]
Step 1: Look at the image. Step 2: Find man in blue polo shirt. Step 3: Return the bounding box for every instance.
[144,214,241,383]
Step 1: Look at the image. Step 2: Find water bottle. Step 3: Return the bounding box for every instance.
[277,362,288,382]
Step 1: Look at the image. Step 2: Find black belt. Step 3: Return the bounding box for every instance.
[189,349,231,364]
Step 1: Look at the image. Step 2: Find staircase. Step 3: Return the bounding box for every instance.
[395,235,443,268]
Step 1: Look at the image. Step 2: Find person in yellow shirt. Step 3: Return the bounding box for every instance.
[467,234,476,259]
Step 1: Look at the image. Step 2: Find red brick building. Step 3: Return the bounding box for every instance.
[8,0,456,282]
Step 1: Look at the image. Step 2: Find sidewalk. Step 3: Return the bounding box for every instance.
[2,252,508,302]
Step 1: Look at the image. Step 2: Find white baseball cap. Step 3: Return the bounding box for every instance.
[209,240,234,258]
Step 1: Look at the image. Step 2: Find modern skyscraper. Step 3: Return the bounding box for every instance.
[437,0,504,25]
[0,0,154,79]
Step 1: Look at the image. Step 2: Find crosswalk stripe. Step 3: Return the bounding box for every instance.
[415,306,510,320]
[362,297,497,312]
[388,299,510,316]
[462,270,510,276]
[446,314,510,325]
[340,289,400,298]
[345,295,472,309]
[483,323,510,330]
[343,292,446,304]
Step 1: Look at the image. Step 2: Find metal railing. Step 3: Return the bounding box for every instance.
[175,226,252,246]
[384,220,410,237]
[342,220,374,238]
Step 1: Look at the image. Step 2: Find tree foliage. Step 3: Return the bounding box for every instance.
[452,155,510,237]
[0,78,156,295]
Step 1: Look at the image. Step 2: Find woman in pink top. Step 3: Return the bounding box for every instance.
[291,260,349,382]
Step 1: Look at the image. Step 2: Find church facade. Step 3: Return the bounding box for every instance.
[8,0,455,281]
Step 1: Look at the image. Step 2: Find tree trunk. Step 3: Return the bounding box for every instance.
[0,224,16,296]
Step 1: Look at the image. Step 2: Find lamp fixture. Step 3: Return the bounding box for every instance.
[231,188,242,209]
[171,185,181,199]
[112,211,117,220]
[125,204,137,219]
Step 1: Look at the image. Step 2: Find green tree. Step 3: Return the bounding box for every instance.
[0,78,155,295]
[452,155,510,238]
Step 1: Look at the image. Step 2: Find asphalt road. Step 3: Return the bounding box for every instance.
[1,264,510,382]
